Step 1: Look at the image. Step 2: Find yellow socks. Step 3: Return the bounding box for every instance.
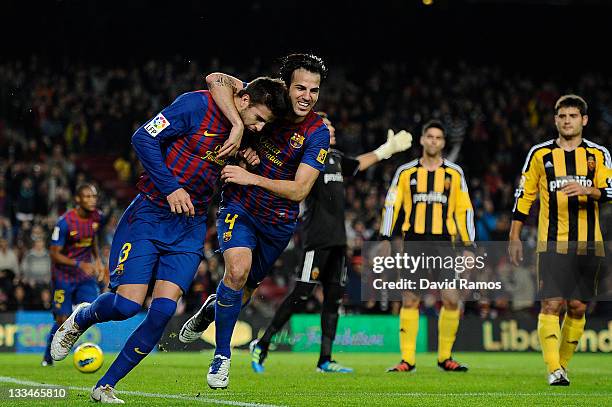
[399,307,419,365]
[538,313,562,372]
[559,314,586,369]
[438,307,460,362]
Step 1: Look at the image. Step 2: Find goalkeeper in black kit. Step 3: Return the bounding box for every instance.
[250,112,413,373]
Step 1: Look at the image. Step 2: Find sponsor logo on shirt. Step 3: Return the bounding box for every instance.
[202,145,226,166]
[144,113,170,137]
[413,192,448,204]
[324,173,343,184]
[549,175,593,192]
[75,237,93,248]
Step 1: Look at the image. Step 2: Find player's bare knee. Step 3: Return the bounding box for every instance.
[223,267,249,290]
[567,299,586,318]
[115,284,147,307]
[541,298,563,314]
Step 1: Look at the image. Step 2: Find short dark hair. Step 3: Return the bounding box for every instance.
[421,119,446,136]
[76,183,96,196]
[238,76,289,119]
[555,94,588,115]
[278,53,328,87]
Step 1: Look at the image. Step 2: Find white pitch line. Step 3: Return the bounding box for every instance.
[0,376,284,407]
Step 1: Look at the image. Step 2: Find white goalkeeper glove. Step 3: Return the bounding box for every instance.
[373,129,413,160]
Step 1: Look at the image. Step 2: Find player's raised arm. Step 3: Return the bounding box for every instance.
[131,92,201,215]
[205,72,246,159]
[356,129,413,172]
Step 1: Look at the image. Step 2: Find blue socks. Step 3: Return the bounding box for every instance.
[75,292,142,330]
[214,282,243,358]
[43,322,59,362]
[97,297,177,388]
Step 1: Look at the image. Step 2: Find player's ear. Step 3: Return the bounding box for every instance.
[240,94,251,108]
[582,114,588,126]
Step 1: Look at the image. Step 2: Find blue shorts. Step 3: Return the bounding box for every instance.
[109,194,206,294]
[217,203,296,289]
[52,278,99,317]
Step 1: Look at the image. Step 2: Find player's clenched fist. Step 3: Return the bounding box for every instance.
[167,187,195,216]
[221,165,258,186]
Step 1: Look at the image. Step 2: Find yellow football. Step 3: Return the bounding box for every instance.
[73,342,104,373]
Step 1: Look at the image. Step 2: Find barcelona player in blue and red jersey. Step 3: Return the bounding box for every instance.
[42,183,105,367]
[51,77,288,403]
[179,54,331,389]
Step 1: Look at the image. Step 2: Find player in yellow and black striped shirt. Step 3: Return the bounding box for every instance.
[509,94,611,386]
[380,120,475,373]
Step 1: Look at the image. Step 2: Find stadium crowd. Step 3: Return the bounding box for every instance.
[1,57,610,317]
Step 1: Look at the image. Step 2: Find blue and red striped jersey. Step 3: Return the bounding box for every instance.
[50,209,103,283]
[133,90,231,216]
[221,110,330,224]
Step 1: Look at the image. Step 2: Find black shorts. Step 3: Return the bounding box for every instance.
[537,252,605,301]
[298,246,346,286]
[403,234,459,281]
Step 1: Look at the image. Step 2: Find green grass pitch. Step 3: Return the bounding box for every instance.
[0,352,610,406]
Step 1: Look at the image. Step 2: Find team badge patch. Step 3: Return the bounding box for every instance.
[587,155,596,172]
[311,267,320,280]
[223,231,232,242]
[316,148,328,164]
[290,133,305,149]
[144,113,170,137]
[444,176,452,191]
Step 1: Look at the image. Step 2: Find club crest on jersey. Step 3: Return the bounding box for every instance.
[316,148,328,164]
[311,267,320,280]
[587,155,596,172]
[145,113,170,137]
[290,133,305,149]
[444,176,452,191]
[92,222,99,231]
[223,231,232,242]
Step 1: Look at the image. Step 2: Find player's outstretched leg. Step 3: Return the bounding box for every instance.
[317,282,352,373]
[208,281,242,389]
[93,297,176,395]
[252,281,315,373]
[51,292,141,361]
[179,294,217,343]
[437,306,467,372]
